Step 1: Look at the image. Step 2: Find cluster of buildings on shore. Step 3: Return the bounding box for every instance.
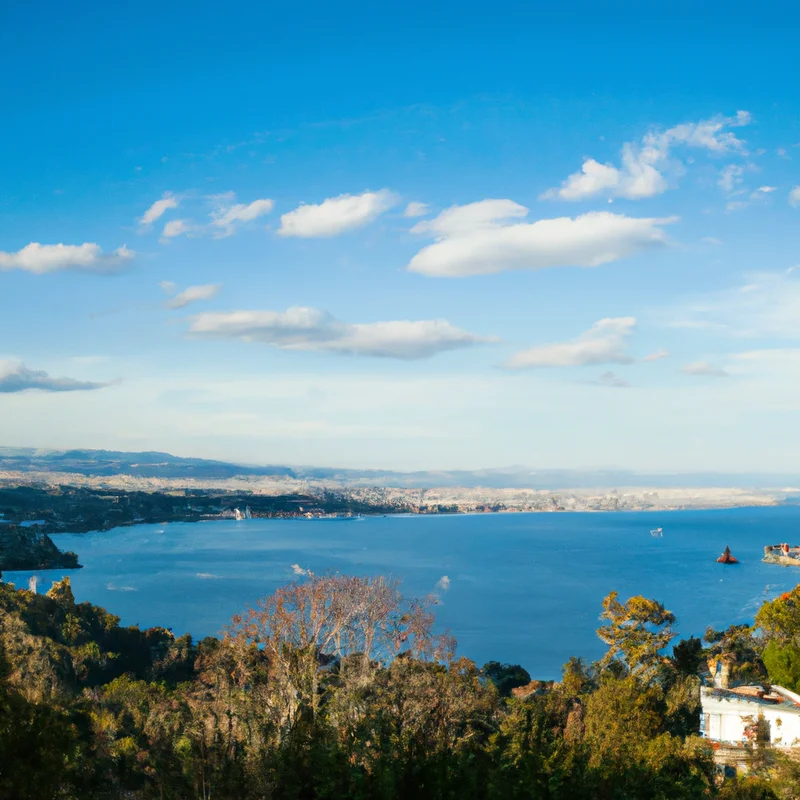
[700,656,800,774]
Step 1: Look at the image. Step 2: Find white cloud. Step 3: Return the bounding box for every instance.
[594,371,631,388]
[544,111,751,201]
[718,164,745,192]
[408,202,674,277]
[681,361,730,378]
[0,243,134,275]
[436,575,451,591]
[0,360,110,393]
[505,317,636,369]
[161,219,195,240]
[404,201,430,218]
[153,194,274,241]
[166,284,222,309]
[291,564,312,576]
[701,237,723,246]
[726,200,749,212]
[139,193,179,226]
[643,349,669,362]
[756,186,777,194]
[410,199,527,237]
[278,189,397,237]
[211,196,274,237]
[790,186,800,207]
[159,280,177,294]
[188,306,492,359]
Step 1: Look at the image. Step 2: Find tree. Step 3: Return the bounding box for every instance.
[756,587,800,646]
[597,591,676,678]
[761,639,800,692]
[228,573,455,725]
[481,661,531,697]
[672,636,704,677]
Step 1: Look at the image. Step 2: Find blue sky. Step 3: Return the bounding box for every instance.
[2,1,800,472]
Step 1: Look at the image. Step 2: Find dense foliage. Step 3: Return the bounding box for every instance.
[1,572,799,799]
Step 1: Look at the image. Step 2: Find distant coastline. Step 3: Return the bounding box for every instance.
[1,445,797,572]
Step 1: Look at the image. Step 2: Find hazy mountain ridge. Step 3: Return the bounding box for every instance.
[2,446,798,491]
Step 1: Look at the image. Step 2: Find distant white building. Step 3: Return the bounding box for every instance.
[701,685,800,748]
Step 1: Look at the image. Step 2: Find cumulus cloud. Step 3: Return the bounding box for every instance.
[166,283,222,309]
[543,110,751,201]
[291,564,313,576]
[278,189,397,237]
[404,201,430,218]
[160,219,195,241]
[139,192,180,227]
[0,361,111,393]
[790,186,800,207]
[210,196,274,237]
[436,575,451,591]
[594,371,631,388]
[407,202,674,278]
[188,307,492,359]
[505,317,636,369]
[0,243,134,275]
[642,349,669,362]
[681,361,730,378]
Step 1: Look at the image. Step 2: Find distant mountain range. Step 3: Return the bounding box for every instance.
[1,447,798,491]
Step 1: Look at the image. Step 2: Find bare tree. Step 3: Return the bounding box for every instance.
[227,574,454,726]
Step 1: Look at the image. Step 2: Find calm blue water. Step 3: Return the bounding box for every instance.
[5,507,800,679]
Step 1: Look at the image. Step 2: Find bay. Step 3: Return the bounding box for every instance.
[5,506,800,679]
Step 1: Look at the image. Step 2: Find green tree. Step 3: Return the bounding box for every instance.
[597,591,677,678]
[481,660,531,697]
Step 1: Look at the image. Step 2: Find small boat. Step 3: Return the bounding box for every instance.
[650,527,663,537]
[717,546,739,564]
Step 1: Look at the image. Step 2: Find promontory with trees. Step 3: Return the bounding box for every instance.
[2,569,800,799]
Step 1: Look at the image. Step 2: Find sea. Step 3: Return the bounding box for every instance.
[5,506,800,679]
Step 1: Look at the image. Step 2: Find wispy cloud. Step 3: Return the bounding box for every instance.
[668,268,800,339]
[718,164,746,192]
[404,201,430,218]
[408,200,674,278]
[188,307,493,359]
[160,219,195,241]
[0,361,111,393]
[210,195,274,237]
[505,317,636,369]
[165,283,222,309]
[790,186,800,207]
[642,349,669,362]
[0,243,134,275]
[681,361,730,378]
[278,189,397,237]
[149,192,274,240]
[593,371,631,388]
[543,110,751,201]
[139,192,180,227]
